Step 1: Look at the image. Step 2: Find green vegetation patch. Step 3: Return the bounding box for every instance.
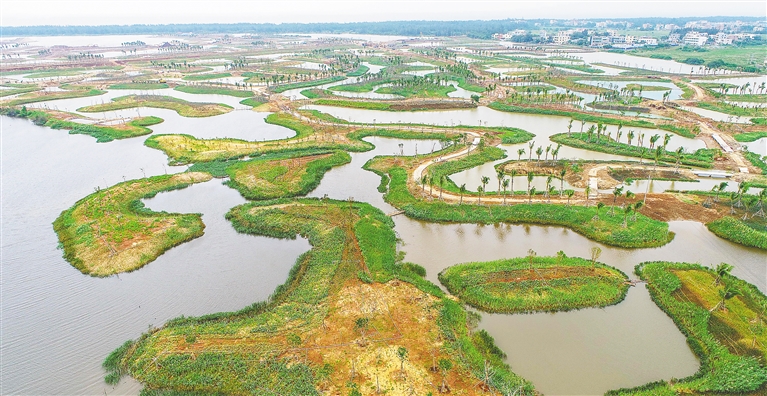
[239,97,265,108]
[611,262,767,395]
[104,199,534,394]
[346,65,370,77]
[439,255,629,314]
[366,161,674,248]
[271,76,345,93]
[707,216,767,250]
[53,172,212,276]
[734,131,767,142]
[174,85,254,98]
[550,132,715,168]
[744,151,767,174]
[314,98,476,111]
[108,83,169,90]
[489,101,658,128]
[375,83,455,98]
[181,72,232,81]
[78,95,232,117]
[1,107,163,142]
[697,102,767,118]
[225,150,351,200]
[4,88,105,106]
[0,84,39,97]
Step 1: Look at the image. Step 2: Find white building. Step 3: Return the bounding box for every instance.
[553,31,571,45]
[683,32,708,46]
[713,32,733,45]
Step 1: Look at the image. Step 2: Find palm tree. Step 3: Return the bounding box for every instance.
[528,141,535,161]
[580,120,586,133]
[548,186,556,203]
[439,175,445,201]
[565,189,575,206]
[663,134,672,150]
[622,205,633,228]
[502,178,510,205]
[459,183,466,205]
[649,134,660,150]
[674,147,684,174]
[585,185,591,207]
[517,148,525,161]
[421,174,427,191]
[711,285,741,312]
[429,175,434,196]
[496,169,505,197]
[559,167,567,196]
[632,201,644,221]
[611,186,624,215]
[526,172,534,195]
[590,246,602,270]
[715,182,728,202]
[481,176,490,198]
[755,189,766,218]
[528,186,536,204]
[586,125,596,143]
[477,185,484,204]
[545,145,551,162]
[730,191,739,214]
[567,119,573,137]
[509,169,518,198]
[713,263,734,286]
[535,146,543,163]
[627,130,635,148]
[593,202,605,221]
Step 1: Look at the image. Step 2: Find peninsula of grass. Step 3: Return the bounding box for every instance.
[427,147,507,193]
[697,102,767,118]
[53,172,212,276]
[608,262,767,395]
[1,107,163,142]
[299,88,325,99]
[439,255,629,314]
[375,83,456,98]
[545,62,605,74]
[0,84,38,97]
[238,97,265,108]
[624,83,672,92]
[4,88,105,106]
[707,216,767,250]
[78,95,232,117]
[144,112,456,164]
[545,76,612,94]
[489,101,658,128]
[550,132,716,168]
[103,199,534,394]
[181,72,232,81]
[428,72,486,93]
[365,159,674,248]
[108,82,169,90]
[346,65,369,77]
[744,151,767,174]
[329,77,395,93]
[271,76,345,93]
[314,98,476,111]
[224,150,351,200]
[734,131,767,142]
[174,85,253,98]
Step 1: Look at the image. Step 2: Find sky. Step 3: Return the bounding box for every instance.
[1,0,765,26]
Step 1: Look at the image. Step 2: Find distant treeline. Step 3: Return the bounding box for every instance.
[4,17,763,39]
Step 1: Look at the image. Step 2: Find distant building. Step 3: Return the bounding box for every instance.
[713,32,733,45]
[683,32,708,46]
[667,33,681,44]
[590,36,612,48]
[553,31,571,45]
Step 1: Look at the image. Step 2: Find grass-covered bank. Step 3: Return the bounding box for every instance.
[108,82,169,90]
[53,172,212,276]
[174,85,254,97]
[365,159,674,248]
[271,76,345,93]
[314,98,477,111]
[707,216,767,250]
[439,255,629,314]
[224,150,351,200]
[104,199,535,394]
[78,94,233,117]
[608,262,767,395]
[1,107,163,142]
[551,132,715,168]
[3,87,105,106]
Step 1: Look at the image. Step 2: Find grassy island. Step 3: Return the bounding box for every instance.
[314,98,477,111]
[78,95,233,117]
[53,172,212,276]
[550,132,716,168]
[3,87,105,106]
[365,158,674,248]
[608,262,767,395]
[174,85,254,98]
[224,150,351,200]
[1,107,163,142]
[271,76,345,93]
[104,199,534,394]
[707,216,767,250]
[181,72,232,81]
[108,83,169,90]
[439,255,629,314]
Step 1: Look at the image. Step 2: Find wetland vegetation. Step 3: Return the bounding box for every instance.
[78,95,233,117]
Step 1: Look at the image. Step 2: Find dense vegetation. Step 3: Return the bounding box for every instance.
[707,216,767,250]
[78,95,233,117]
[174,85,254,97]
[108,83,169,90]
[104,199,535,394]
[181,72,232,81]
[439,255,629,313]
[53,172,212,276]
[4,88,105,106]
[366,159,674,248]
[271,76,345,93]
[609,262,767,395]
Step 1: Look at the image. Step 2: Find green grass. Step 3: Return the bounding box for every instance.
[104,199,534,394]
[299,89,324,99]
[0,108,163,142]
[489,101,658,128]
[0,84,38,97]
[545,62,604,74]
[674,81,696,99]
[366,162,674,248]
[238,98,265,108]
[4,88,105,106]
[108,83,169,90]
[174,85,254,98]
[697,102,767,118]
[744,151,767,174]
[375,83,456,98]
[439,255,629,314]
[427,147,507,193]
[611,262,767,395]
[314,98,476,111]
[752,118,767,126]
[328,78,395,93]
[734,131,767,142]
[52,172,212,276]
[181,72,232,81]
[224,150,351,200]
[346,65,369,77]
[707,216,767,250]
[271,76,345,93]
[550,132,716,168]
[78,95,232,117]
[629,45,767,72]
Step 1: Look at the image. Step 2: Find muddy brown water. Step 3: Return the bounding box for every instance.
[2,102,765,396]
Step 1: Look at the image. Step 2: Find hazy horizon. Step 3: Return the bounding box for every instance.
[1,0,764,28]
